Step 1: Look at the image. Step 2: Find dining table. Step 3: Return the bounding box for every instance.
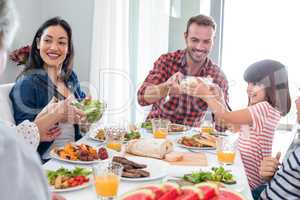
[43,127,254,200]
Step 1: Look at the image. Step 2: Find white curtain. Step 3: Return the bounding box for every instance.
[135,0,170,122]
[90,0,131,124]
[90,0,170,124]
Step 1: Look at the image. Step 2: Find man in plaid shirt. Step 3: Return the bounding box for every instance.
[137,14,228,128]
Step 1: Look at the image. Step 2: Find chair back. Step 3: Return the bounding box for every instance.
[0,83,15,124]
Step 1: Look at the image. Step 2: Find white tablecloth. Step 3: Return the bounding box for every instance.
[43,129,254,200]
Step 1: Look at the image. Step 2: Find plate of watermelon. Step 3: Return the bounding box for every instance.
[119,181,247,200]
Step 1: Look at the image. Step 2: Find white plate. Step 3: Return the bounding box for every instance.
[168,124,190,135]
[49,147,113,165]
[121,156,170,182]
[88,129,106,143]
[176,139,216,150]
[49,177,92,193]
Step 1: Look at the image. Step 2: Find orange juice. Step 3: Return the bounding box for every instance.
[153,130,167,138]
[217,151,236,164]
[107,142,122,152]
[201,126,214,134]
[94,173,120,197]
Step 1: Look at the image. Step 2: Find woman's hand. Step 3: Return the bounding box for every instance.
[56,98,86,124]
[42,97,85,124]
[259,152,281,181]
[34,97,85,139]
[39,125,62,142]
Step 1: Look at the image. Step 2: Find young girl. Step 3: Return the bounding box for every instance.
[182,59,291,189]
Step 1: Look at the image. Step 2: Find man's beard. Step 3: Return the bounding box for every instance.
[187,48,208,64]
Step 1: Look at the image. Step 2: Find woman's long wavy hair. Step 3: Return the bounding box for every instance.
[20,16,74,80]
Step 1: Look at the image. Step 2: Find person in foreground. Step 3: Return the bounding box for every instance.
[9,16,86,161]
[137,14,228,128]
[182,59,291,190]
[256,97,300,200]
[0,0,81,199]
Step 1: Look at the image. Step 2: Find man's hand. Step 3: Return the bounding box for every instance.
[180,77,214,99]
[259,152,281,181]
[166,72,184,95]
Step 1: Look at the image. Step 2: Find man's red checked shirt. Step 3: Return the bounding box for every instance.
[137,50,229,127]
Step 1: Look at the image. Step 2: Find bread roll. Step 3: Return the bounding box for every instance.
[126,139,173,159]
[165,152,183,162]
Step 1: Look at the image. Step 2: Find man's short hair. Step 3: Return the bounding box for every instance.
[186,14,216,34]
[0,0,18,49]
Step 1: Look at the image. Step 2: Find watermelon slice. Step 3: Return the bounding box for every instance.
[142,184,165,200]
[158,182,181,200]
[175,186,204,200]
[195,182,218,200]
[120,189,155,200]
[217,188,247,200]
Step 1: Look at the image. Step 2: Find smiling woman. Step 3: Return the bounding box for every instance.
[9,17,87,161]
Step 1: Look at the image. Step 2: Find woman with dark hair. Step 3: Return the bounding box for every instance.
[9,17,86,161]
[181,59,291,191]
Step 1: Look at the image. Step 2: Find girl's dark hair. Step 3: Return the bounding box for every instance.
[244,59,291,116]
[21,16,74,80]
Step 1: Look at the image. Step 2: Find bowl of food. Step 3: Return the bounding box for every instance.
[73,99,106,124]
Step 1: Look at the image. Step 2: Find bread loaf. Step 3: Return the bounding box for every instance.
[126,139,173,159]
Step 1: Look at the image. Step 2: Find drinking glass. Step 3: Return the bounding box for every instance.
[216,134,238,165]
[93,161,123,200]
[151,118,170,139]
[104,126,126,152]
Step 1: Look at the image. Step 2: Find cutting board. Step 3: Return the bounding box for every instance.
[165,152,208,166]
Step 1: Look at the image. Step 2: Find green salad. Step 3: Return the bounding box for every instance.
[141,121,152,130]
[124,130,141,141]
[183,166,236,184]
[47,167,92,185]
[73,99,105,123]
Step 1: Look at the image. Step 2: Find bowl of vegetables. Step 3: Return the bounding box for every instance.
[73,99,106,123]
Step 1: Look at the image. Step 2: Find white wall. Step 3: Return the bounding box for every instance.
[1,0,94,84]
[40,0,94,82]
[168,0,200,51]
[1,0,42,84]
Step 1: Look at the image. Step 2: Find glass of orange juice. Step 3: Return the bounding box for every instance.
[216,134,238,165]
[105,126,126,152]
[151,118,170,139]
[93,160,123,200]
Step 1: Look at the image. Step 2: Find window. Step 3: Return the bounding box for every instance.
[222,0,300,124]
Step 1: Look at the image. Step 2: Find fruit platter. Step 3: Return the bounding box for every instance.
[119,181,247,200]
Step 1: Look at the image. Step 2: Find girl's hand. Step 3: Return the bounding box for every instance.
[180,78,214,99]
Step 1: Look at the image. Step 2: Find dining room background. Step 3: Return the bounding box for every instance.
[3,0,300,127]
